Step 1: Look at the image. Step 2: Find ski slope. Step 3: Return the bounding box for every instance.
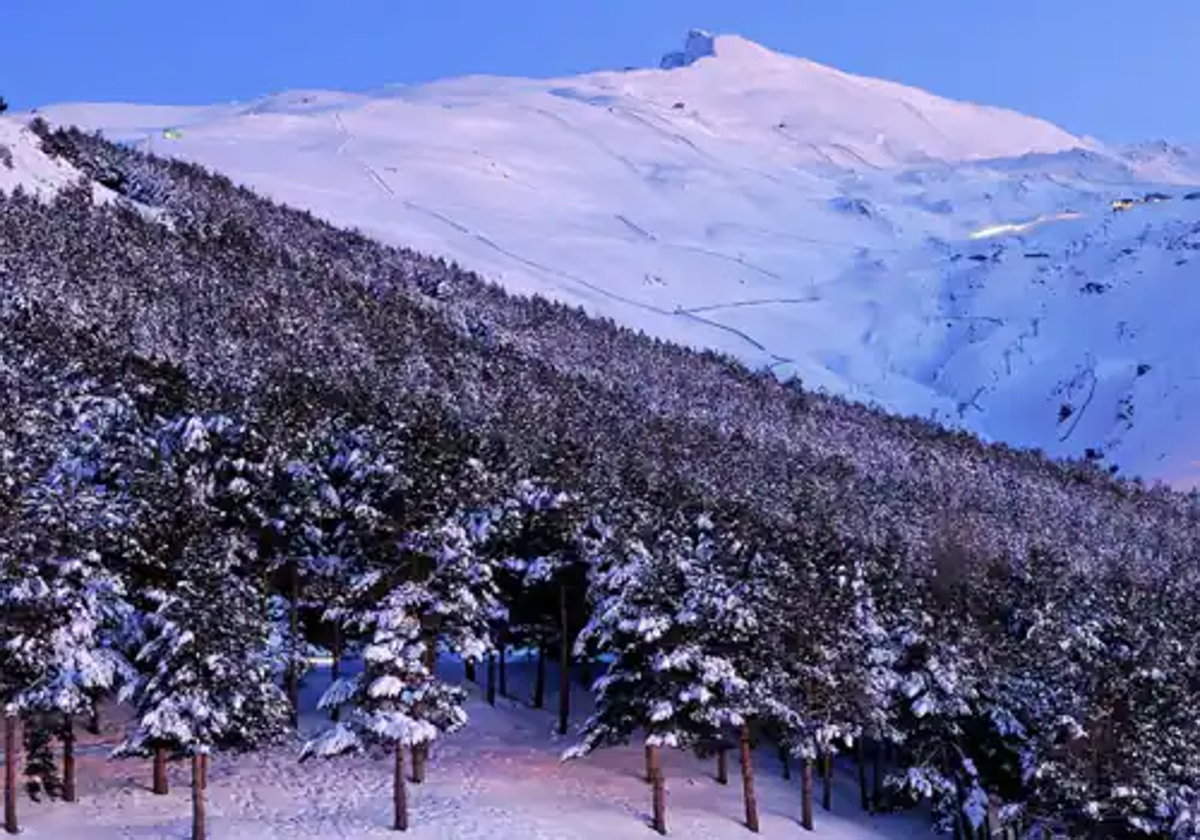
[24,31,1200,483]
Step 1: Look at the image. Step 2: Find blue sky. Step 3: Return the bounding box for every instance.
[5,1,1197,142]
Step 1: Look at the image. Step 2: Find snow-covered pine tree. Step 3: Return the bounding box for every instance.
[0,337,147,820]
[832,536,909,816]
[747,498,865,833]
[117,529,290,840]
[484,478,587,731]
[566,507,756,835]
[302,423,502,830]
[394,408,504,781]
[682,507,769,832]
[265,421,403,724]
[11,387,143,803]
[300,566,471,832]
[1014,554,1200,838]
[117,412,279,801]
[285,422,403,720]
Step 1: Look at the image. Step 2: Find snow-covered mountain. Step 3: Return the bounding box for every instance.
[22,31,1200,483]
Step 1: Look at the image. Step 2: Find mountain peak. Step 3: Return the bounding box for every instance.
[659,29,717,69]
[660,31,787,71]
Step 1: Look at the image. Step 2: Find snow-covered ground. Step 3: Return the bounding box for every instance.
[21,31,1200,482]
[0,118,114,202]
[6,660,928,838]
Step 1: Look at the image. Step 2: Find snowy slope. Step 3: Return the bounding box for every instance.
[27,32,1200,483]
[0,117,115,200]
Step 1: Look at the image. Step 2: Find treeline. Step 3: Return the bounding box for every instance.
[0,120,1198,837]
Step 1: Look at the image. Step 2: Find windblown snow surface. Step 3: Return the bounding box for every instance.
[26,31,1200,484]
[8,659,927,839]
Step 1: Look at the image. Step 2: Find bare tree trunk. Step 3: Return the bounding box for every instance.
[645,743,655,784]
[821,751,833,811]
[779,743,791,780]
[716,745,729,785]
[739,725,760,833]
[286,566,300,728]
[330,623,342,723]
[649,745,666,835]
[62,714,77,803]
[87,701,101,736]
[498,638,508,698]
[411,741,427,785]
[857,739,869,811]
[486,652,496,707]
[533,642,546,709]
[411,642,435,785]
[4,714,18,835]
[557,584,570,736]
[872,739,884,812]
[393,745,408,831]
[801,757,814,831]
[153,746,169,795]
[464,658,476,683]
[191,753,207,840]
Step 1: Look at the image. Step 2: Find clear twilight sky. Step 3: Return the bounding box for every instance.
[4,1,1197,143]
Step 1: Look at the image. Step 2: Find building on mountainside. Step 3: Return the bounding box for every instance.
[1111,198,1137,212]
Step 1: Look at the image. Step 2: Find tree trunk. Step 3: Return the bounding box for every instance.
[801,757,814,831]
[87,702,101,736]
[393,745,408,831]
[486,652,496,707]
[411,741,427,785]
[465,658,476,683]
[856,739,869,811]
[286,566,301,728]
[191,753,207,840]
[645,743,655,784]
[779,743,791,780]
[557,584,570,736]
[498,640,508,698]
[62,714,77,803]
[533,643,546,709]
[821,751,833,811]
[153,746,169,795]
[330,623,342,723]
[649,746,666,835]
[4,714,18,835]
[716,745,729,785]
[410,638,434,782]
[872,739,884,812]
[739,725,760,833]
